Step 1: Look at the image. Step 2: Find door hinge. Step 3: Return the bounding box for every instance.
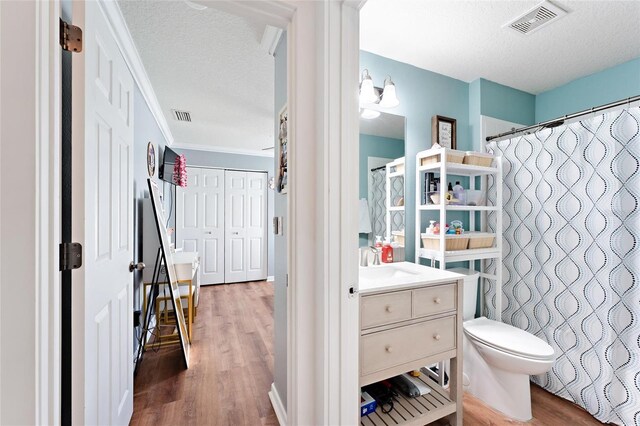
[60,243,83,271]
[59,18,83,53]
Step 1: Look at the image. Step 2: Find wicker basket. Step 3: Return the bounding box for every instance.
[421,234,469,251]
[420,148,465,166]
[463,151,494,167]
[467,232,495,249]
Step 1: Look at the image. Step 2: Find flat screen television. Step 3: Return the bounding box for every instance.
[159,146,179,185]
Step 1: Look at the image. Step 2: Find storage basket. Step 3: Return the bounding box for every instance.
[467,232,495,249]
[392,231,405,246]
[421,234,469,251]
[463,151,494,167]
[465,190,485,206]
[420,148,465,166]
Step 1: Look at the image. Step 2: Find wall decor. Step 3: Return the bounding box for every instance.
[431,115,457,149]
[277,106,288,194]
[173,154,187,187]
[147,142,156,177]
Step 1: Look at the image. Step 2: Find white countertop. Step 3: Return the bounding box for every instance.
[359,262,465,295]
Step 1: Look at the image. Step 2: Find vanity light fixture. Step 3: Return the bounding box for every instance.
[379,76,400,108]
[359,69,400,108]
[359,70,379,104]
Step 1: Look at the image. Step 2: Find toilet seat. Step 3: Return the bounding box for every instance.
[464,317,554,361]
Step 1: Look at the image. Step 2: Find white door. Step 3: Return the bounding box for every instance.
[224,171,267,283]
[246,172,268,281]
[225,171,248,283]
[176,167,225,284]
[72,2,134,424]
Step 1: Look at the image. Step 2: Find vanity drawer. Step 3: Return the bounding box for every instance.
[412,283,456,318]
[360,316,455,375]
[361,291,412,329]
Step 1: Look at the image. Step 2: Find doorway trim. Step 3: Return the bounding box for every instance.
[24,0,363,424]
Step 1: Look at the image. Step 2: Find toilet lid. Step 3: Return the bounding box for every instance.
[464,317,555,360]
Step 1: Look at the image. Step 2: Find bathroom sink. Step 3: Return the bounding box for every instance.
[359,263,421,281]
[359,261,464,293]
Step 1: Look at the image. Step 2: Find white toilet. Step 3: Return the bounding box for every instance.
[450,268,556,421]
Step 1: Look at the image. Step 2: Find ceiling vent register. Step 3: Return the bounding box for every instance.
[505,1,568,35]
[173,109,192,122]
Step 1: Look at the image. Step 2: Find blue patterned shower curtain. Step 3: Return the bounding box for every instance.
[486,106,639,425]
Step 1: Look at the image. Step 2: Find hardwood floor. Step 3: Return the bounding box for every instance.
[433,384,607,426]
[131,281,604,426]
[131,281,278,426]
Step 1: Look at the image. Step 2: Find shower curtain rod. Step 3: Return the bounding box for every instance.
[486,94,640,142]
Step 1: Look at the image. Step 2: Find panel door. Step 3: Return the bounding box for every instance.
[225,171,248,283]
[246,172,268,281]
[73,1,134,424]
[176,167,225,284]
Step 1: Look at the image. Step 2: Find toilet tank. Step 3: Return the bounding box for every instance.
[447,268,479,321]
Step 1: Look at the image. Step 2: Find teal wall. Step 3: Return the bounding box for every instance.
[360,52,470,260]
[535,57,640,122]
[479,79,535,126]
[359,133,405,247]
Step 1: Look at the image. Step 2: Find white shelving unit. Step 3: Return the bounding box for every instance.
[385,157,405,243]
[415,148,503,321]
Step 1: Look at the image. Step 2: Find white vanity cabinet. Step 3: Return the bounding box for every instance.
[360,277,463,426]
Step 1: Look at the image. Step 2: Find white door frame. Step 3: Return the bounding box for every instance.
[15,0,363,424]
[0,1,61,424]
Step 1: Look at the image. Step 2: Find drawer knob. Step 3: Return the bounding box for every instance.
[434,297,441,304]
[385,305,392,313]
[433,333,441,341]
[385,345,393,353]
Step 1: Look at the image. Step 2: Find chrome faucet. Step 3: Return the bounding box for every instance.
[369,246,381,266]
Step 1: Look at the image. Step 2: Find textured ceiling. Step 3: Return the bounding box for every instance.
[360,0,640,94]
[118,0,275,151]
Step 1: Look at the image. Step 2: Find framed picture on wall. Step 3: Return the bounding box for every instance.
[431,115,457,149]
[147,142,156,177]
[277,106,288,194]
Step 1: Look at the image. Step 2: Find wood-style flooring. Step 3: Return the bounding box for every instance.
[131,281,278,426]
[131,281,604,426]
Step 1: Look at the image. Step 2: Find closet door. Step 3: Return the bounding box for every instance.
[225,171,268,283]
[246,172,268,281]
[225,171,248,283]
[176,167,225,284]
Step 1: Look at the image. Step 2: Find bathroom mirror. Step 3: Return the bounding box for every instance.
[359,110,406,255]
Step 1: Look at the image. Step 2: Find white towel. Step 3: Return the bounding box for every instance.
[359,198,372,234]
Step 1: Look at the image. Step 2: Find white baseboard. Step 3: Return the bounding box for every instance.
[268,382,287,425]
[267,275,275,282]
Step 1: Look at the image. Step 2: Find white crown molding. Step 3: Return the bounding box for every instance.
[98,0,175,147]
[268,383,287,425]
[171,142,275,158]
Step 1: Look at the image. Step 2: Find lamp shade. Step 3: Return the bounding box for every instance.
[359,70,378,105]
[379,76,400,108]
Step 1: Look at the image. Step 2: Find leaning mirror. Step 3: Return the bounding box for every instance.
[359,111,406,261]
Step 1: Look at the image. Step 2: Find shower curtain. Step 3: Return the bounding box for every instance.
[370,168,404,240]
[486,106,639,425]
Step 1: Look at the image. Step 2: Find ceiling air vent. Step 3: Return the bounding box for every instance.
[504,1,568,35]
[172,109,192,122]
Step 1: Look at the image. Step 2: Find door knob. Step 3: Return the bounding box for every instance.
[129,262,145,272]
[231,231,239,235]
[204,231,213,234]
